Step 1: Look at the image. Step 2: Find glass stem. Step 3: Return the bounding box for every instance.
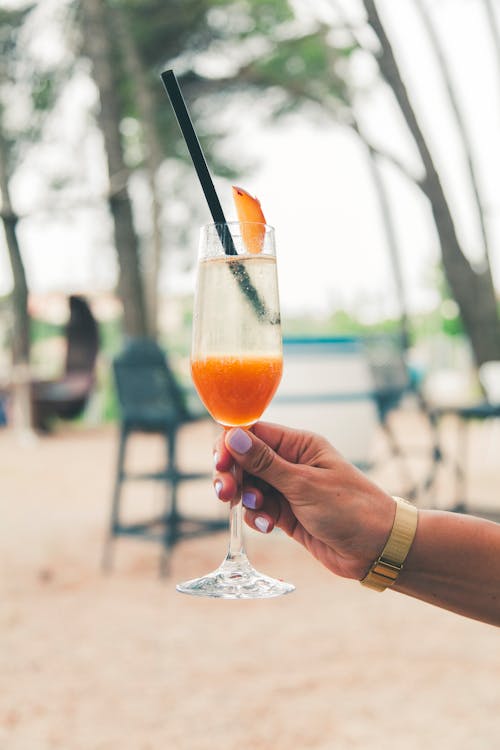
[226,463,246,562]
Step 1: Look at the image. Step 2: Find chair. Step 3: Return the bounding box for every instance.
[430,361,500,513]
[31,295,99,431]
[362,333,414,420]
[361,333,446,504]
[103,337,226,575]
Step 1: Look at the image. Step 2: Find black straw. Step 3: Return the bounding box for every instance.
[160,70,236,255]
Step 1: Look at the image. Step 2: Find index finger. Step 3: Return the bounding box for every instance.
[214,430,234,471]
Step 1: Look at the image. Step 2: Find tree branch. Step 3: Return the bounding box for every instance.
[414,0,491,266]
[349,118,424,188]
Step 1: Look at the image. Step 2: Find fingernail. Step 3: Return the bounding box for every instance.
[228,428,252,454]
[213,451,219,468]
[242,492,257,509]
[214,480,223,498]
[254,516,270,534]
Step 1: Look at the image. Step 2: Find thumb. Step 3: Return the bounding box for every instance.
[224,427,297,493]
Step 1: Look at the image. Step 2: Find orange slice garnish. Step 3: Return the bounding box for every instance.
[232,186,266,254]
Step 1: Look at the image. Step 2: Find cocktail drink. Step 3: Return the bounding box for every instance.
[176,222,295,598]
[161,72,294,597]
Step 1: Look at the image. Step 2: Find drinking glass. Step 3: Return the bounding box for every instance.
[176,222,295,598]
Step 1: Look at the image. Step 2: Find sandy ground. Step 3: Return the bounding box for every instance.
[1,414,500,750]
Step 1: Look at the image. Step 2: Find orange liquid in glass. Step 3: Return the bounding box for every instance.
[191,354,283,426]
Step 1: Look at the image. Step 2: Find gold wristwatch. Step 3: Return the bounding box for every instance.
[361,496,418,592]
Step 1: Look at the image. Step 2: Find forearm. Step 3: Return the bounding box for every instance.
[393,510,500,626]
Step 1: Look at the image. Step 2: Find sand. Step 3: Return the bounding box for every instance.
[1,418,499,750]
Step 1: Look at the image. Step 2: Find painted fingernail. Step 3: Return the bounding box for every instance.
[227,428,252,454]
[214,480,223,498]
[242,492,257,509]
[254,516,270,534]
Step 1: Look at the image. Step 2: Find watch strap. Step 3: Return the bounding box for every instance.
[361,496,418,592]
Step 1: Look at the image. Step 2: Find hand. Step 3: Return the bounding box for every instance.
[213,422,396,580]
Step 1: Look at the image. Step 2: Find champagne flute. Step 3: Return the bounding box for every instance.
[176,221,295,598]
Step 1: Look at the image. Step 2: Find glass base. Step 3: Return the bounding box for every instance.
[176,555,295,599]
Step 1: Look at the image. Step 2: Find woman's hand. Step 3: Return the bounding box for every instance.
[214,421,500,625]
[213,421,395,580]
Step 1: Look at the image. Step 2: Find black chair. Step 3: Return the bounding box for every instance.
[103,337,226,575]
[31,295,99,431]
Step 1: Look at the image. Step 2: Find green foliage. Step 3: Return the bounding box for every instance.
[0,5,34,170]
[248,28,353,111]
[440,307,464,337]
[282,304,471,353]
[30,317,61,343]
[99,364,120,422]
[120,0,294,67]
[0,2,71,172]
[0,5,33,62]
[283,308,406,339]
[31,73,58,113]
[108,0,356,175]
[97,317,124,359]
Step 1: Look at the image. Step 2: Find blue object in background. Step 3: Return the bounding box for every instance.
[0,395,7,426]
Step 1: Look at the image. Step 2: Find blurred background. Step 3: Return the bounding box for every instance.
[1,1,500,748]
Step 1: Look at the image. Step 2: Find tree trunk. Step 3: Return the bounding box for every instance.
[0,132,29,365]
[80,0,148,337]
[363,0,500,366]
[0,128,33,434]
[113,6,165,337]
